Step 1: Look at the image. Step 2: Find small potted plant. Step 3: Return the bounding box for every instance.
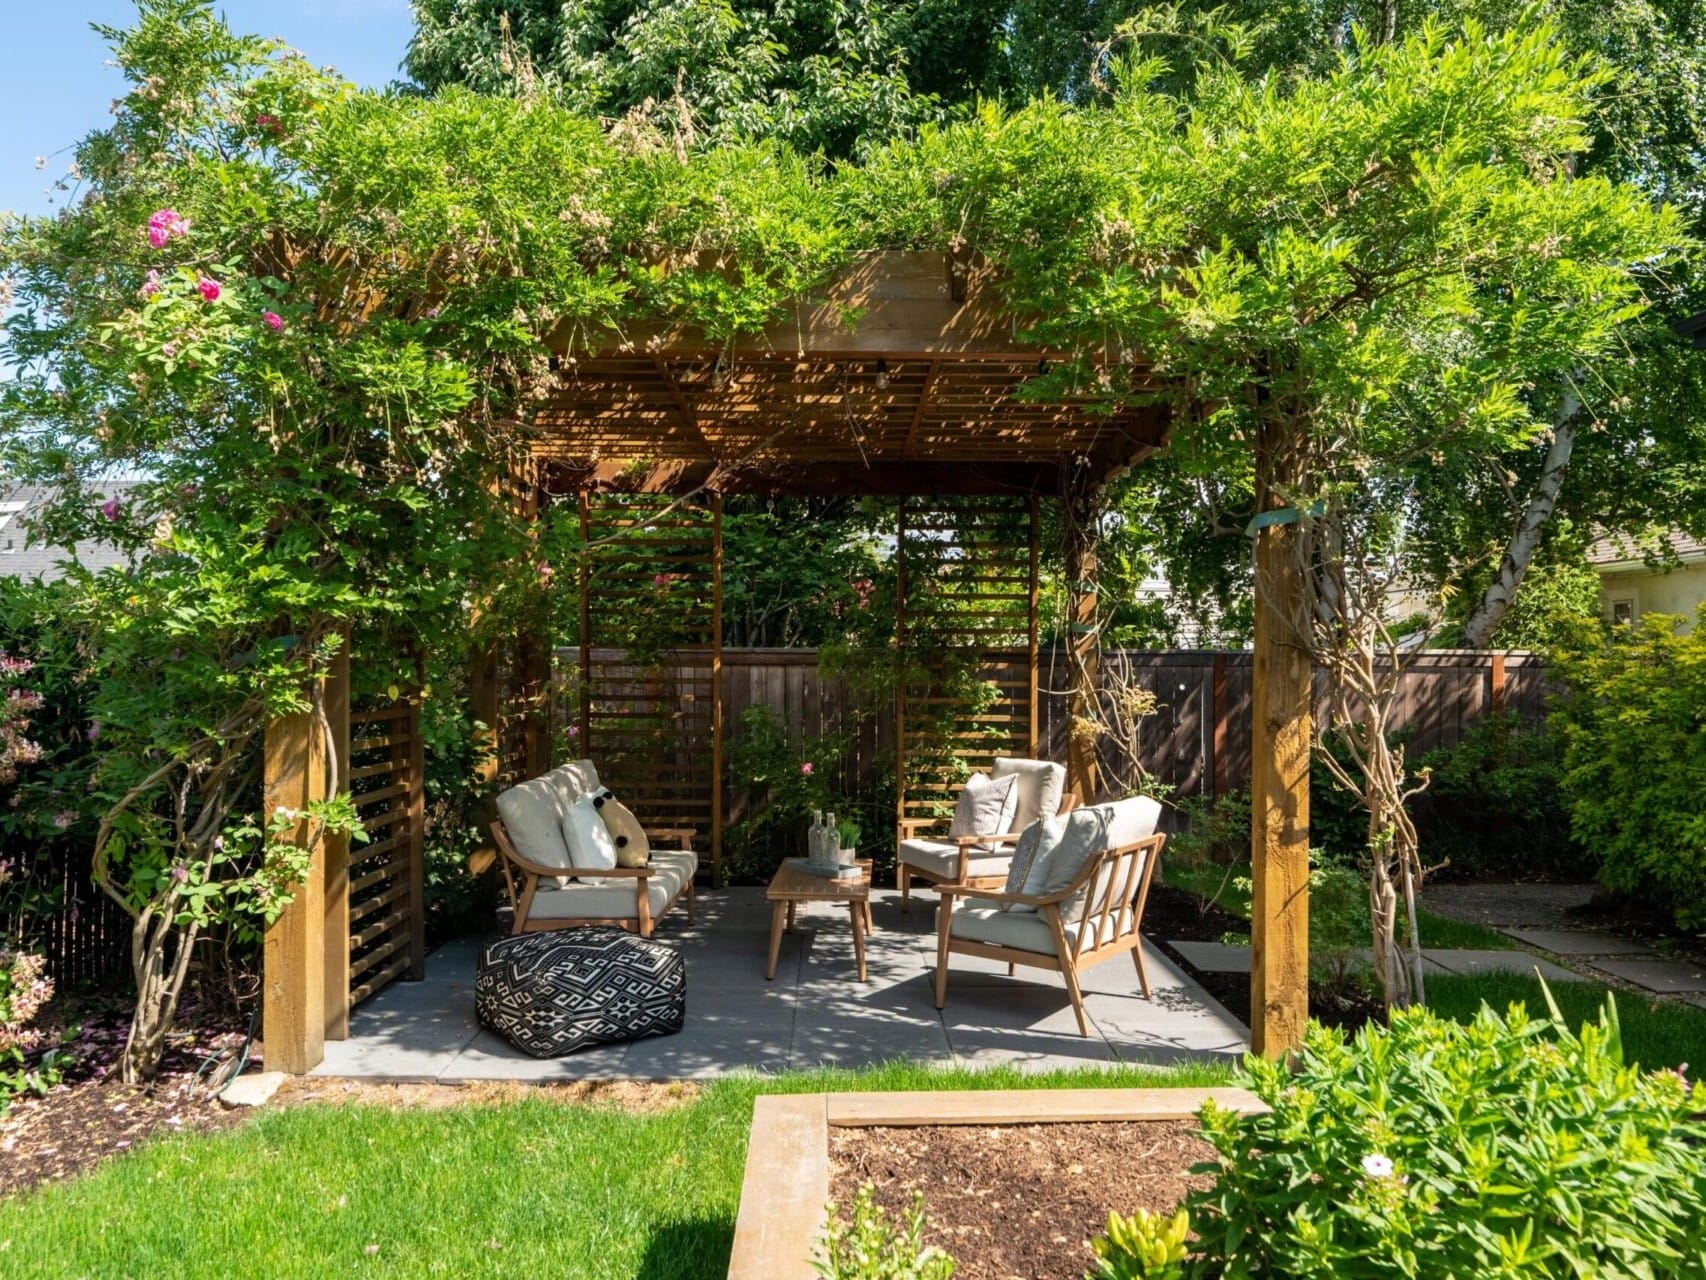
[834,817,860,866]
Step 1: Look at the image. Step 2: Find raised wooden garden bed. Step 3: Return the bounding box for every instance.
[726,1087,1266,1280]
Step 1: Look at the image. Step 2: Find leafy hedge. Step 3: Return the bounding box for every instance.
[1549,609,1706,927]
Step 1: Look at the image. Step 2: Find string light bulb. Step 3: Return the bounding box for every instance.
[874,358,889,390]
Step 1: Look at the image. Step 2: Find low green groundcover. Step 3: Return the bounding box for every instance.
[0,1061,1229,1279]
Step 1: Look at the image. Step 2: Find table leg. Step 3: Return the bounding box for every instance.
[786,900,796,932]
[850,899,867,982]
[766,900,786,980]
[862,898,876,934]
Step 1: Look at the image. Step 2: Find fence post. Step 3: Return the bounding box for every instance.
[1211,652,1230,799]
[1489,652,1507,715]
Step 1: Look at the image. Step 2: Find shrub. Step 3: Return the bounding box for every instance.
[723,705,846,883]
[815,1186,956,1280]
[1549,608,1706,927]
[1184,995,1706,1278]
[1412,711,1587,881]
[1089,1207,1190,1279]
[0,950,67,1113]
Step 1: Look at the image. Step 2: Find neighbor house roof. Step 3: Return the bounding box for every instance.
[1587,528,1706,570]
[0,483,138,581]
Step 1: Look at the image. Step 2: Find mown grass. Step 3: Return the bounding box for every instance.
[1427,972,1705,1073]
[0,1060,1233,1280]
[1162,859,1515,951]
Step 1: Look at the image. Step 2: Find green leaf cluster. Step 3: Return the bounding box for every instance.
[1187,997,1706,1277]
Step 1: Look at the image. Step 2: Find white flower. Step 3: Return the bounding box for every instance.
[1361,1153,1395,1179]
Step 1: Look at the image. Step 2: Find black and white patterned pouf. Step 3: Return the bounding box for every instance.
[476,928,686,1058]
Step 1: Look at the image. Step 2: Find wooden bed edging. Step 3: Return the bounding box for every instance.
[725,1086,1266,1280]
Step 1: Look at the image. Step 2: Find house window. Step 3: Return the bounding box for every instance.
[1610,595,1637,625]
[0,502,25,554]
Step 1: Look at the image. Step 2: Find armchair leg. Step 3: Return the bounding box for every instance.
[898,862,911,906]
[1131,939,1152,1000]
[933,892,955,1010]
[1045,908,1092,1038]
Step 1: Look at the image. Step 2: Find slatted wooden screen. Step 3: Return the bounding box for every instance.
[347,702,425,1009]
[895,497,1040,830]
[577,493,723,869]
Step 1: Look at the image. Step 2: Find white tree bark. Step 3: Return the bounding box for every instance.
[1460,390,1582,649]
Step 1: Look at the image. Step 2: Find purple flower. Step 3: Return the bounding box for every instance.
[86,720,102,742]
[261,310,284,331]
[565,724,580,739]
[99,498,122,522]
[161,342,177,359]
[52,810,76,830]
[139,269,161,299]
[170,864,188,884]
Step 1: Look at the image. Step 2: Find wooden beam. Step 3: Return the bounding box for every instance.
[901,359,941,460]
[653,356,719,461]
[541,458,1083,498]
[1063,467,1102,804]
[1028,494,1040,759]
[322,639,351,1041]
[895,498,909,843]
[262,639,348,1074]
[578,491,593,746]
[1249,419,1311,1060]
[711,491,724,879]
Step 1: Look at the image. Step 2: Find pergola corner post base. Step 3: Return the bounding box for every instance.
[261,638,351,1075]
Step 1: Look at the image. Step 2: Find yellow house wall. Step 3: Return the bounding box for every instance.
[1598,561,1706,630]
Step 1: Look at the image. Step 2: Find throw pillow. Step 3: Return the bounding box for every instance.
[562,793,618,876]
[992,757,1067,831]
[999,816,1066,912]
[947,771,1019,853]
[592,789,650,869]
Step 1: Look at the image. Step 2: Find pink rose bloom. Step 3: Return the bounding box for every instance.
[146,208,189,248]
[139,270,161,299]
[99,498,122,521]
[261,310,283,331]
[800,762,814,776]
[652,572,673,589]
[197,278,221,302]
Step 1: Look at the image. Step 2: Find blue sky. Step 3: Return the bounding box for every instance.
[2,2,417,218]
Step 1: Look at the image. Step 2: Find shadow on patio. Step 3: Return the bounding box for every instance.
[311,888,1249,1082]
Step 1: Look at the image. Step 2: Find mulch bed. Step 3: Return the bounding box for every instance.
[1146,881,1387,1034]
[831,1120,1215,1280]
[0,994,252,1197]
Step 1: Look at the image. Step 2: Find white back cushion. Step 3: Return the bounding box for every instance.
[1033,796,1162,900]
[992,758,1067,831]
[562,793,618,873]
[496,777,575,870]
[544,760,602,810]
[948,771,1020,853]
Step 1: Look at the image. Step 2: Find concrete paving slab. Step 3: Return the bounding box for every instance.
[1423,949,1577,982]
[1167,941,1251,973]
[317,895,1249,1080]
[1590,958,1706,994]
[1501,928,1650,956]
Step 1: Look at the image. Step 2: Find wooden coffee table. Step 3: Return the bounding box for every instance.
[765,859,874,981]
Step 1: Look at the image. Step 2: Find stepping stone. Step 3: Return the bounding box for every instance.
[1590,958,1706,994]
[219,1070,288,1108]
[1422,949,1577,982]
[1501,928,1649,957]
[1167,941,1251,974]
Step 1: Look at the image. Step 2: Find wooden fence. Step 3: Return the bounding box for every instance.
[346,702,426,1009]
[0,849,131,991]
[572,647,1545,826]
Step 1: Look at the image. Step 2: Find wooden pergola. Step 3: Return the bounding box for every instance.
[263,250,1311,1073]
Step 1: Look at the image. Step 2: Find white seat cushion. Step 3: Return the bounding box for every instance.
[496,777,575,871]
[992,758,1067,832]
[951,903,1116,956]
[898,838,1013,882]
[528,849,697,922]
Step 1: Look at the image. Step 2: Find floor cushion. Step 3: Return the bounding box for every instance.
[476,927,685,1057]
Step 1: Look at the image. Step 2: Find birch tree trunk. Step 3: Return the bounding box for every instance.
[1460,390,1582,648]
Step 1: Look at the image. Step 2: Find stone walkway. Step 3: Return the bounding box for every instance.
[1171,883,1706,1006]
[314,888,1250,1082]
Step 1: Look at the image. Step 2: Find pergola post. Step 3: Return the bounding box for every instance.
[711,491,724,876]
[1249,419,1312,1058]
[262,635,350,1074]
[518,477,551,779]
[1063,466,1102,804]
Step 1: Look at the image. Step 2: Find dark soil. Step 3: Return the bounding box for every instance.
[1146,882,1387,1034]
[831,1120,1214,1280]
[0,994,252,1197]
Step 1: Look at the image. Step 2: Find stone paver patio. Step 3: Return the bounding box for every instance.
[314,888,1250,1081]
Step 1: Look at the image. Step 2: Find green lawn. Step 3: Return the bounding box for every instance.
[0,1060,1232,1280]
[1162,860,1515,951]
[1427,972,1704,1073]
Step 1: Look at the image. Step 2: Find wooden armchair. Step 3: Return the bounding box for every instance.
[897,792,1079,898]
[934,819,1164,1037]
[490,820,697,938]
